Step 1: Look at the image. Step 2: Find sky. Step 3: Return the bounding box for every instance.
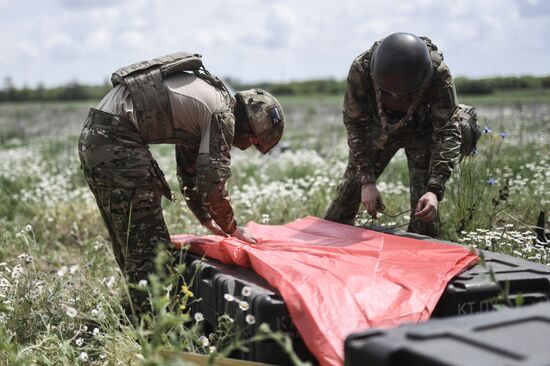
[0,0,549,87]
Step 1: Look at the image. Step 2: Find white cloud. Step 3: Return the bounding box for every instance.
[0,0,548,86]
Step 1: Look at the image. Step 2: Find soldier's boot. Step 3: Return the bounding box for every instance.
[407,167,442,238]
[324,161,362,225]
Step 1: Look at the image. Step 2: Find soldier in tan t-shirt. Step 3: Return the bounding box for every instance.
[78,53,285,315]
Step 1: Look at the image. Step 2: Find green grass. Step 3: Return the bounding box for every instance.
[461,88,550,105]
[0,96,549,364]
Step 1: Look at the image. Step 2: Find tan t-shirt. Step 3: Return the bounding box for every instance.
[164,72,227,154]
[97,72,227,154]
[96,84,138,130]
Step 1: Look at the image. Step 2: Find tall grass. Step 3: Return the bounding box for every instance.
[0,96,548,364]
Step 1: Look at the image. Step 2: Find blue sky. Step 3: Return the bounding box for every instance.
[1,0,549,87]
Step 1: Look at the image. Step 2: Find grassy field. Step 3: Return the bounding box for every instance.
[0,89,549,364]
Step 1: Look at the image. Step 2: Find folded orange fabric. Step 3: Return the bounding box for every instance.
[172,216,478,366]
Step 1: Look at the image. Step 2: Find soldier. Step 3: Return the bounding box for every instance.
[78,53,285,313]
[325,33,480,238]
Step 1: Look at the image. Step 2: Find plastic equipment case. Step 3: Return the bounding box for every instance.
[375,227,550,316]
[183,252,315,365]
[181,230,550,365]
[345,301,550,366]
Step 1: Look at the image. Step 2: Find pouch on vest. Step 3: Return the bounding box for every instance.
[456,104,481,157]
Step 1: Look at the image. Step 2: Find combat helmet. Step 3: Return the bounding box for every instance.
[234,89,285,154]
[371,32,433,94]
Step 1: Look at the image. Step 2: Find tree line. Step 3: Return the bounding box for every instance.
[1,75,549,102]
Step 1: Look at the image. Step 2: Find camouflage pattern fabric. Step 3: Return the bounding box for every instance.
[78,108,172,313]
[325,38,468,238]
[176,107,237,234]
[325,124,442,238]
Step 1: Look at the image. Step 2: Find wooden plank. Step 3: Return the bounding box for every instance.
[158,350,274,366]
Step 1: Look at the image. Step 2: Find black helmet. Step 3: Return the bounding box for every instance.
[234,89,285,154]
[371,32,433,94]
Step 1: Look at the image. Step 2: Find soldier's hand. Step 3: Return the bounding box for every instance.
[231,226,257,244]
[203,219,228,237]
[415,192,438,222]
[361,183,385,219]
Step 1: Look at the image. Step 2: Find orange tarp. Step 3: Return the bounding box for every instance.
[172,216,478,366]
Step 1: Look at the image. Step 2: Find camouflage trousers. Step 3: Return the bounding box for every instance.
[325,127,441,238]
[78,108,172,314]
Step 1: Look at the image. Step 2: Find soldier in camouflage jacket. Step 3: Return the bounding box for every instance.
[325,33,479,238]
[78,53,285,314]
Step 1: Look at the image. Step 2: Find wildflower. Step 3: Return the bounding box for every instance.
[239,301,250,311]
[194,312,204,322]
[179,304,187,311]
[241,286,251,297]
[99,354,107,360]
[499,132,509,139]
[209,346,217,353]
[224,293,234,302]
[75,337,84,347]
[105,275,116,289]
[486,178,497,186]
[65,306,78,318]
[11,265,23,279]
[181,284,194,297]
[57,266,68,277]
[258,323,271,333]
[261,214,270,225]
[245,314,256,325]
[16,233,22,239]
[69,265,80,274]
[199,335,209,347]
[138,279,148,287]
[25,224,32,232]
[92,328,100,338]
[78,352,88,362]
[91,308,99,317]
[483,126,492,134]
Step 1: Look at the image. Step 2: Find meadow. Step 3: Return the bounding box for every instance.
[0,90,549,365]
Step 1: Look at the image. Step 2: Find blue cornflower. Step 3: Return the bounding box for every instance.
[483,126,492,134]
[486,178,497,186]
[499,132,509,139]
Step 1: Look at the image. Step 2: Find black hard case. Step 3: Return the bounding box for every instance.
[345,301,550,366]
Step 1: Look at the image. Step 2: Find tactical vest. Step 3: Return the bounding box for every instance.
[111,52,233,144]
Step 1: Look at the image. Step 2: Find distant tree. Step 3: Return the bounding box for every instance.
[35,82,46,101]
[4,77,17,101]
[455,77,494,95]
[58,80,88,100]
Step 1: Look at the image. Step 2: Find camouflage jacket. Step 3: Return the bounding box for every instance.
[343,38,461,191]
[175,105,238,235]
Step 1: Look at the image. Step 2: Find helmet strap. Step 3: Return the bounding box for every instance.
[372,75,430,136]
